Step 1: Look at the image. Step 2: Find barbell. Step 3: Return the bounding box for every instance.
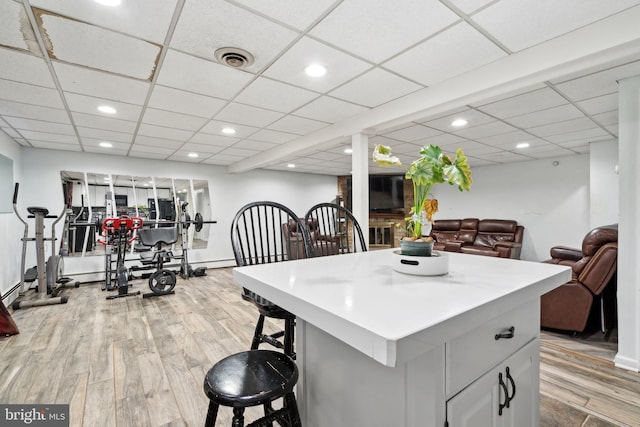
[71,212,216,232]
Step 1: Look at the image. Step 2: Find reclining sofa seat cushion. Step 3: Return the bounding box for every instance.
[431,219,460,251]
[459,219,523,258]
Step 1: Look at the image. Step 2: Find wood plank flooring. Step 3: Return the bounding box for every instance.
[1,268,639,426]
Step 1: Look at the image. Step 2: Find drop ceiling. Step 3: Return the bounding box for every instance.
[1,0,640,176]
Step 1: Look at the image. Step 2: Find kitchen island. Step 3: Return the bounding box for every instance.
[233,250,571,426]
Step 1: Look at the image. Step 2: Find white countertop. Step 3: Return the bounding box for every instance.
[233,250,571,367]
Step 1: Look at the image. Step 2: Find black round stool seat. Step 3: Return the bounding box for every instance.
[203,350,302,427]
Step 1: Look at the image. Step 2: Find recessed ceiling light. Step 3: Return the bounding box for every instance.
[516,142,530,149]
[287,163,296,168]
[143,184,149,187]
[99,141,113,148]
[344,148,353,154]
[95,0,121,6]
[98,105,117,114]
[222,127,236,135]
[451,118,467,127]
[305,64,326,77]
[188,152,199,158]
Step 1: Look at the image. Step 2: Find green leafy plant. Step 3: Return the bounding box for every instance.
[373,144,473,240]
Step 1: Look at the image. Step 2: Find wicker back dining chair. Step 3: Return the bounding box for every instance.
[230,201,312,358]
[304,202,368,256]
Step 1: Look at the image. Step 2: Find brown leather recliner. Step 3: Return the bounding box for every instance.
[282,218,339,260]
[540,224,618,333]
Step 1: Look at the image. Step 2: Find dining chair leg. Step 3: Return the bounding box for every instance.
[284,392,302,427]
[232,407,245,427]
[251,315,266,350]
[284,318,295,358]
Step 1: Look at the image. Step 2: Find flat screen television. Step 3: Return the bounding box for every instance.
[369,175,404,213]
[114,194,128,207]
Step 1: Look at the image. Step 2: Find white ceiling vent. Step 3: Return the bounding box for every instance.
[214,47,255,69]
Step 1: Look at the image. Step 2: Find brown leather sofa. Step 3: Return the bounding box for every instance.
[430,218,524,259]
[282,218,338,260]
[540,224,618,333]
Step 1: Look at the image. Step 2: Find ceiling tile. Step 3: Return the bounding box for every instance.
[0,78,63,108]
[309,0,459,63]
[157,49,253,100]
[382,124,442,142]
[170,0,298,72]
[77,127,132,143]
[476,87,567,118]
[0,1,41,54]
[293,96,368,123]
[83,145,129,156]
[267,115,329,135]
[263,36,372,93]
[231,140,278,151]
[20,129,78,144]
[421,133,468,147]
[30,0,178,43]
[36,10,160,80]
[529,147,575,158]
[142,108,208,131]
[72,112,137,133]
[148,85,226,118]
[234,78,319,113]
[189,133,238,147]
[576,93,618,115]
[166,151,210,163]
[0,100,69,123]
[591,111,618,127]
[129,144,175,156]
[53,62,150,104]
[476,131,544,148]
[138,123,193,141]
[81,138,129,152]
[526,117,599,137]
[329,68,422,108]
[64,92,142,121]
[214,103,284,128]
[384,22,507,86]
[249,129,298,144]
[448,0,494,14]
[1,127,20,138]
[28,140,81,151]
[0,49,55,87]
[134,135,183,149]
[454,120,518,139]
[471,0,640,52]
[505,104,585,129]
[553,60,640,101]
[219,146,260,157]
[3,116,74,135]
[544,127,610,144]
[180,142,226,154]
[472,150,532,163]
[234,0,336,31]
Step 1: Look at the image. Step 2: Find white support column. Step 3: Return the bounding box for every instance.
[615,75,640,372]
[351,134,369,249]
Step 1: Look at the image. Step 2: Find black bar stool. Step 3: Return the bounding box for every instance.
[203,350,302,427]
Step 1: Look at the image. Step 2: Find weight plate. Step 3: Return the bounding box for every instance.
[148,269,176,295]
[195,213,203,232]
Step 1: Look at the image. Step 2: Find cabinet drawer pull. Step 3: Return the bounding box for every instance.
[495,326,515,340]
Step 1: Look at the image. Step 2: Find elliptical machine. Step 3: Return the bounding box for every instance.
[12,183,74,310]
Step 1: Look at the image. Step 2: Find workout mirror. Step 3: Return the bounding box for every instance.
[59,171,212,257]
[0,154,14,213]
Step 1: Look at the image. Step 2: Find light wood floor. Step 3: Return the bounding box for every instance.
[1,268,639,426]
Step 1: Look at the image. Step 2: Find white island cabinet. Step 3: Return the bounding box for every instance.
[233,250,570,427]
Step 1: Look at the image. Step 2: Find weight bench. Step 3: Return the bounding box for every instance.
[137,227,178,265]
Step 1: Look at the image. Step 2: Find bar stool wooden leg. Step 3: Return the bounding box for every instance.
[205,401,219,427]
[231,408,244,427]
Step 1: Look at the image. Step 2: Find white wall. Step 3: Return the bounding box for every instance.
[3,147,337,298]
[590,140,619,228]
[0,133,22,299]
[432,154,590,261]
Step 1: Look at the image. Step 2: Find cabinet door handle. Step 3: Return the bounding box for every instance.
[498,372,508,416]
[495,326,515,340]
[505,366,516,408]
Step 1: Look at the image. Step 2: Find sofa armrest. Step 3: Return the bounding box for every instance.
[444,240,465,252]
[549,245,583,261]
[493,241,522,259]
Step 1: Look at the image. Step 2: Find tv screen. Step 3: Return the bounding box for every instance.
[369,175,404,212]
[114,194,128,207]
